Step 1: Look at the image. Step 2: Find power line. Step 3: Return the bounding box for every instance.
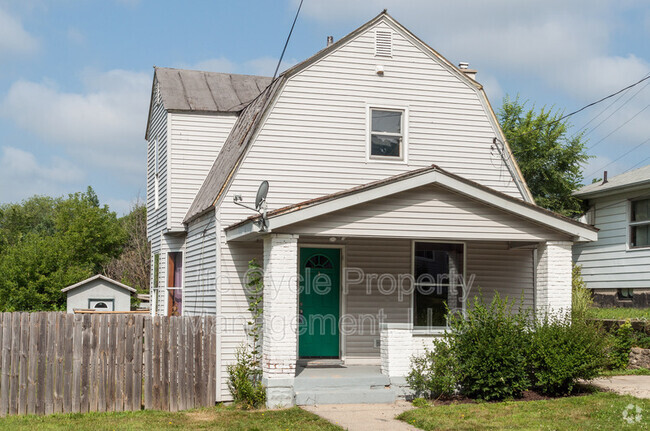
[587,104,650,150]
[584,136,650,178]
[272,0,304,81]
[583,80,650,138]
[557,74,650,123]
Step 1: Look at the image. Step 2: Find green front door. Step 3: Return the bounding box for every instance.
[299,248,340,358]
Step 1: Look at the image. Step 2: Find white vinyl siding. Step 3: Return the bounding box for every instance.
[169,112,237,229]
[184,211,218,315]
[276,185,568,242]
[574,190,650,289]
[146,77,168,314]
[219,20,526,230]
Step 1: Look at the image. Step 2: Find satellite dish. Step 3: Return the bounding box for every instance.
[255,181,269,211]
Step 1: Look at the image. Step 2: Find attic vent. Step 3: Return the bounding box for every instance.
[375,30,392,57]
[154,81,162,106]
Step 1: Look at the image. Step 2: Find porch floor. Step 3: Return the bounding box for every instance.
[294,365,397,405]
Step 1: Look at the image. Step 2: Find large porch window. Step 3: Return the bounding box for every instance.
[167,251,183,316]
[413,242,464,328]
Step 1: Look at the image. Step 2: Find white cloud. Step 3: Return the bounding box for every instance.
[0,7,38,56]
[0,69,150,186]
[0,147,84,203]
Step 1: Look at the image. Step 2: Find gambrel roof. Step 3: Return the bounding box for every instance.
[183,10,533,224]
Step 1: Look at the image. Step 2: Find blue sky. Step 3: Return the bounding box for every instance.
[0,0,648,214]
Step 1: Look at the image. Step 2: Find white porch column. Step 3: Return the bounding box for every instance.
[535,241,573,315]
[262,234,299,408]
[380,323,413,378]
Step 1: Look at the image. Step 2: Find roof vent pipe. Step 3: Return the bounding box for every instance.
[327,36,334,47]
[458,62,469,69]
[602,171,608,185]
[458,62,477,81]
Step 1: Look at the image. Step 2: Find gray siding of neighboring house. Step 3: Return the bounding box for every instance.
[574,189,650,289]
[66,280,132,313]
[184,210,218,316]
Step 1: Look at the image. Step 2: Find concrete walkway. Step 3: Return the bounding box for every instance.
[302,401,418,431]
[591,375,650,399]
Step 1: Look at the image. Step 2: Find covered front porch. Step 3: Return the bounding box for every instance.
[225,166,597,407]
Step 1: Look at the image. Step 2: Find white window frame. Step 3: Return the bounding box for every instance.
[366,105,409,164]
[410,240,467,334]
[88,298,115,311]
[628,197,650,250]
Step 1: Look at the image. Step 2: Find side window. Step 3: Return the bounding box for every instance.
[167,251,183,316]
[369,108,405,160]
[630,199,650,248]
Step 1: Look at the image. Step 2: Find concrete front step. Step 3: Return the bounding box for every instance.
[293,374,390,391]
[295,387,397,405]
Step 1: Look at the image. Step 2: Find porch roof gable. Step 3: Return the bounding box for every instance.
[225,165,597,242]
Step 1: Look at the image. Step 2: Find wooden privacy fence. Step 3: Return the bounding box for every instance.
[0,312,216,416]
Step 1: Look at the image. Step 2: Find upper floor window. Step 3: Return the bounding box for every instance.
[153,139,160,210]
[369,108,405,160]
[630,198,650,248]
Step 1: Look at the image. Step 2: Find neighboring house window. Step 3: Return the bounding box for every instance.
[618,288,633,300]
[153,139,160,210]
[369,108,405,160]
[89,299,114,311]
[630,198,650,248]
[413,242,464,328]
[167,251,183,316]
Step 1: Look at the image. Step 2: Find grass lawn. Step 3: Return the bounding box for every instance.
[0,405,342,431]
[600,368,650,377]
[590,307,650,320]
[398,392,650,430]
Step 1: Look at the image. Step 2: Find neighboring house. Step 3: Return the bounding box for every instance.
[574,166,650,307]
[144,11,596,407]
[61,274,136,313]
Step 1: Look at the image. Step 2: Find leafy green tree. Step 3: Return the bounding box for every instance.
[0,187,126,311]
[499,96,590,217]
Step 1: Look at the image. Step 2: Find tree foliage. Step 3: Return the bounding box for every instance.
[499,96,591,217]
[0,187,126,311]
[102,201,150,293]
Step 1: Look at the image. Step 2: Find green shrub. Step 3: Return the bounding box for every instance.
[227,345,266,409]
[527,313,607,395]
[407,338,458,399]
[608,321,635,370]
[411,397,429,408]
[450,294,531,401]
[572,264,593,321]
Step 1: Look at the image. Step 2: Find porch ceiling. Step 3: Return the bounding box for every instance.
[224,165,598,243]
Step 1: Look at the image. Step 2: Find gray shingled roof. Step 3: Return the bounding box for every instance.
[184,77,287,223]
[155,67,272,113]
[575,164,650,198]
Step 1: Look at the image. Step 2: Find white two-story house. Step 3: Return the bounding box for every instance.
[144,11,596,407]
